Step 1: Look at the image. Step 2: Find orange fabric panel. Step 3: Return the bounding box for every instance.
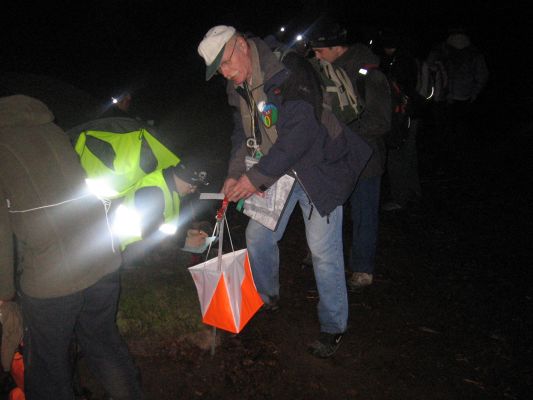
[238,254,264,331]
[10,351,24,390]
[202,275,238,333]
[9,387,25,400]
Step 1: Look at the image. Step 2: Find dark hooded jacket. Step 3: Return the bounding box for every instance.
[225,37,371,216]
[0,95,121,300]
[333,44,391,178]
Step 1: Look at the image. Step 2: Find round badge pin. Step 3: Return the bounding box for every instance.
[259,103,278,128]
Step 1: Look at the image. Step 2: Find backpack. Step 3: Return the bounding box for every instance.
[415,58,448,102]
[354,64,411,150]
[415,58,434,100]
[312,59,363,124]
[306,56,411,150]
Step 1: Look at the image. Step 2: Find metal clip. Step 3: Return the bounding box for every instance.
[246,138,257,149]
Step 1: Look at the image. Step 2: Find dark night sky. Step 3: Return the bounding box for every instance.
[1,1,529,105]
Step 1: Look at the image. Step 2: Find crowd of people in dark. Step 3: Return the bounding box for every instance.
[1,11,489,399]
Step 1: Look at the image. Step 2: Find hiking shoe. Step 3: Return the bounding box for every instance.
[348,272,373,291]
[261,296,280,313]
[382,201,403,211]
[308,332,344,358]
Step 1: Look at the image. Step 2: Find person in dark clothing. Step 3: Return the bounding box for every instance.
[309,21,391,290]
[427,27,489,175]
[117,163,209,267]
[378,30,422,211]
[0,95,143,400]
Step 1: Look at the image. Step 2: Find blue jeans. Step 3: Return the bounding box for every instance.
[21,272,143,400]
[349,176,381,274]
[246,183,347,334]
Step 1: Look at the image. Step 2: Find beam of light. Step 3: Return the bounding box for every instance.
[85,178,118,198]
[159,222,177,235]
[111,97,118,104]
[112,204,141,239]
[296,34,303,41]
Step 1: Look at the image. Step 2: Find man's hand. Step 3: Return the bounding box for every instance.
[185,229,209,249]
[226,174,259,202]
[222,178,238,197]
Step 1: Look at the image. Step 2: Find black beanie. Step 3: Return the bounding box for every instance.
[308,22,348,48]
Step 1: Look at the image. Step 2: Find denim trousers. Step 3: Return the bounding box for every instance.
[246,183,347,334]
[20,271,143,400]
[349,175,382,274]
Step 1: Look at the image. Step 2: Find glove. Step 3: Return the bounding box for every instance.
[0,301,23,371]
[184,229,209,249]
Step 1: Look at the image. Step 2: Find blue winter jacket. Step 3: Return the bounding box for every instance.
[226,37,371,216]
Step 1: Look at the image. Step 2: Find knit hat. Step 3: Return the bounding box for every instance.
[308,22,348,48]
[198,25,236,80]
[172,163,209,187]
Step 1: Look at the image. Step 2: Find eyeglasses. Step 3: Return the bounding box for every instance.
[218,38,238,72]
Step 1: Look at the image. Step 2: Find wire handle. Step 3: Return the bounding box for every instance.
[205,197,235,263]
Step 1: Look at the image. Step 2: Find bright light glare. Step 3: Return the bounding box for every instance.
[280,26,285,32]
[159,223,178,235]
[85,178,118,198]
[111,97,118,104]
[296,34,303,41]
[112,205,141,238]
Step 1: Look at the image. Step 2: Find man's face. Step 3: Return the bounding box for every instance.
[218,37,252,85]
[313,46,343,63]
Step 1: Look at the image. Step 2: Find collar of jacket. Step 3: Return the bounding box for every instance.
[333,43,381,73]
[230,37,287,94]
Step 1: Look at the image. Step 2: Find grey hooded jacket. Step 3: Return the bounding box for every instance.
[0,95,121,300]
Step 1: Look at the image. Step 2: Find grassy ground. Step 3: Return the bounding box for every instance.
[116,241,211,344]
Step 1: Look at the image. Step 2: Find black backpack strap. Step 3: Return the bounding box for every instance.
[279,52,324,121]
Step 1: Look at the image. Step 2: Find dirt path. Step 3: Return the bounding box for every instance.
[115,115,530,400]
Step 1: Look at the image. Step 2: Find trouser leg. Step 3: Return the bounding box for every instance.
[349,176,382,274]
[301,201,347,334]
[75,272,143,400]
[21,291,81,400]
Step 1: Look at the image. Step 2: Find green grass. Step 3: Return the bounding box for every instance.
[117,250,206,341]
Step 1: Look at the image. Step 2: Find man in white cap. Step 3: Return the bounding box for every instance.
[198,25,371,358]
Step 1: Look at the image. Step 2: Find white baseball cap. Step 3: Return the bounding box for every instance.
[198,25,236,80]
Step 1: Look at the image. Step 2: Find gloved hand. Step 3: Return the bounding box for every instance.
[0,301,23,371]
[185,229,209,249]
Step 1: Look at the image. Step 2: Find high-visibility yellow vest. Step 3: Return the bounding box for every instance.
[115,169,181,250]
[74,129,180,198]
